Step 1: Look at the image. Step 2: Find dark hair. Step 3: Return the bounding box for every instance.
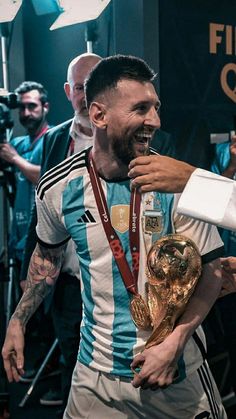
[15,81,48,104]
[85,54,156,108]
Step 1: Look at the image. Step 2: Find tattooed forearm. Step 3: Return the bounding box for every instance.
[12,281,51,326]
[12,243,66,327]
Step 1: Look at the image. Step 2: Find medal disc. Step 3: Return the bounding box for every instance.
[130,294,151,330]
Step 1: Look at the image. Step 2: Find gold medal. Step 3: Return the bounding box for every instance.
[130,294,151,330]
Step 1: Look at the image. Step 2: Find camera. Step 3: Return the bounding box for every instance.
[0,92,19,110]
[0,93,20,176]
[0,93,20,144]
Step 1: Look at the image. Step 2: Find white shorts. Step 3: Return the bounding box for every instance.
[64,361,227,419]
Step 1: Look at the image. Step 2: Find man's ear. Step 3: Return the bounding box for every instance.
[43,102,49,115]
[64,82,71,101]
[89,102,107,129]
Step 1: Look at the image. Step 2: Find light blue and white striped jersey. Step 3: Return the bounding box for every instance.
[36,147,224,380]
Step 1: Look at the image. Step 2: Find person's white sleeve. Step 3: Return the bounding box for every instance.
[36,190,70,248]
[173,195,224,262]
[177,168,236,231]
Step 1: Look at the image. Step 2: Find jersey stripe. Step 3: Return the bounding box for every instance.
[193,331,207,360]
[106,181,137,374]
[149,146,159,155]
[37,149,89,200]
[202,362,220,418]
[198,362,220,419]
[62,175,96,366]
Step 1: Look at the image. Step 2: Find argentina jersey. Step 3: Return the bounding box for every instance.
[36,147,224,379]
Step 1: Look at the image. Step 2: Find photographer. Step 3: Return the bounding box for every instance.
[0,81,50,268]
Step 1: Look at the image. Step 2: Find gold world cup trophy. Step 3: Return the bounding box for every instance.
[145,234,202,348]
[132,234,202,349]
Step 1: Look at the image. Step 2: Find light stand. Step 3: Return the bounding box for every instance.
[1,24,9,90]
[85,20,98,53]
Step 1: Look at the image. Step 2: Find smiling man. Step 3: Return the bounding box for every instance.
[87,74,160,176]
[101,78,160,166]
[2,55,226,419]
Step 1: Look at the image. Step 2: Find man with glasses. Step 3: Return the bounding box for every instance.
[0,81,50,267]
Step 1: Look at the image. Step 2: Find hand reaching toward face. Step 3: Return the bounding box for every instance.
[128,155,195,193]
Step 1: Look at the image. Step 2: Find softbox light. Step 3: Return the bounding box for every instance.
[0,0,22,23]
[50,0,111,30]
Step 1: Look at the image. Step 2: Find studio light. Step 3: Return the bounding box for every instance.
[50,0,111,30]
[0,0,22,23]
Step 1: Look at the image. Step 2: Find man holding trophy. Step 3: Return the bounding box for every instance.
[2,55,226,418]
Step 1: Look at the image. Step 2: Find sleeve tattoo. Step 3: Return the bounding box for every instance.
[12,243,66,326]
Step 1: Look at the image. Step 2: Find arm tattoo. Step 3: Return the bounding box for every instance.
[12,243,66,326]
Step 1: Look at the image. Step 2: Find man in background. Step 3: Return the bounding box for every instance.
[0,80,54,408]
[0,81,50,266]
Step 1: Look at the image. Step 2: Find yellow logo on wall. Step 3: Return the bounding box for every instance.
[210,23,236,103]
[221,63,236,103]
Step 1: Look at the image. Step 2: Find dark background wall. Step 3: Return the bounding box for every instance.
[1,0,236,168]
[158,0,236,167]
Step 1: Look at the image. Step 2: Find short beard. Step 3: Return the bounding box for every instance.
[20,117,43,133]
[112,136,136,166]
[112,135,150,166]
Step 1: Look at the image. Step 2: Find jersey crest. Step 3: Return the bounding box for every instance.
[111,205,130,233]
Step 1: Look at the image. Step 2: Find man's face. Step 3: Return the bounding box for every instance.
[19,89,46,133]
[65,57,100,116]
[104,79,161,165]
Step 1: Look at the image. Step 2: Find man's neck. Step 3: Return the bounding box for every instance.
[77,123,92,137]
[28,121,48,139]
[91,147,128,181]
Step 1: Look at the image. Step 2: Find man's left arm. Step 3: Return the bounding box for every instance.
[131,258,222,389]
